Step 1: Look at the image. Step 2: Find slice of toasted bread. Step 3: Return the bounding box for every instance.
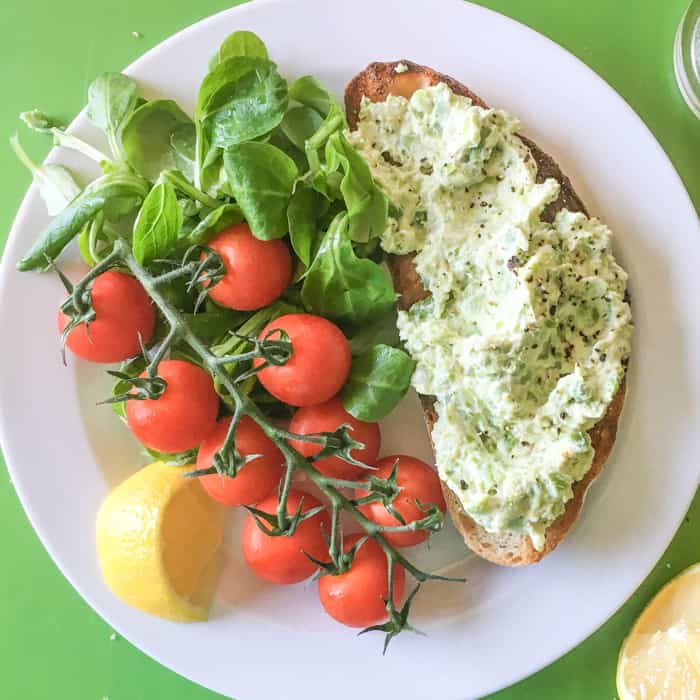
[345,61,627,566]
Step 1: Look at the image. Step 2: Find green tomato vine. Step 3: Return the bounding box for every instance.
[58,237,463,651]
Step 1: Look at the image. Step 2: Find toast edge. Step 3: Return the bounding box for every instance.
[345,60,627,566]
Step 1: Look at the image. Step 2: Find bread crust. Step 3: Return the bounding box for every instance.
[345,60,627,566]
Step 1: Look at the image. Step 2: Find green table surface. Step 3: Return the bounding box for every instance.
[1,1,698,698]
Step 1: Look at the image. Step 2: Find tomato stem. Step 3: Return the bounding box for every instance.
[145,325,178,378]
[73,238,463,651]
[149,263,200,287]
[327,502,341,565]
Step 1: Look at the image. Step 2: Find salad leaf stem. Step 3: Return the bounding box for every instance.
[160,169,220,209]
[10,134,82,216]
[55,131,113,165]
[20,110,113,165]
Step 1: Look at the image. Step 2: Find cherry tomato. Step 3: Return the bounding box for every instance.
[197,416,284,506]
[57,270,155,363]
[241,490,330,584]
[356,455,446,548]
[288,397,380,480]
[205,223,292,311]
[253,314,351,407]
[126,359,219,453]
[318,534,405,628]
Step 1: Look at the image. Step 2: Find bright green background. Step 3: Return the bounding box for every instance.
[0,1,698,698]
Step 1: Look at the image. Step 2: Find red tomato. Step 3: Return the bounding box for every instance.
[57,270,155,363]
[253,314,351,407]
[318,534,405,628]
[197,416,284,506]
[241,490,330,584]
[356,455,446,548]
[288,397,380,480]
[126,360,219,453]
[204,223,291,311]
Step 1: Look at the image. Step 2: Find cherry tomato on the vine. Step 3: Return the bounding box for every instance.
[356,455,446,548]
[317,534,405,628]
[57,270,155,363]
[197,416,284,506]
[241,490,330,584]
[253,314,351,407]
[126,359,219,453]
[204,223,292,311]
[288,397,380,480]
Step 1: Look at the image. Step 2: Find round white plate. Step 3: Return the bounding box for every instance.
[1,1,699,698]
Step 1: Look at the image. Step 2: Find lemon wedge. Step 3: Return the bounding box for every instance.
[96,461,225,622]
[617,563,700,699]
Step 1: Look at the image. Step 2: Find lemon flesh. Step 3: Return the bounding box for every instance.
[618,563,700,699]
[96,462,225,622]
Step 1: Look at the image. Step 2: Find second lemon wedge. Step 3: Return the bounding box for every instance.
[617,563,700,699]
[96,461,225,622]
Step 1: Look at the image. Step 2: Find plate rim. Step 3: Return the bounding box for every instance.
[1,1,699,698]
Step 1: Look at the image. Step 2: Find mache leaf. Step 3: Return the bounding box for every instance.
[122,100,194,181]
[287,183,326,266]
[223,142,297,240]
[342,344,415,422]
[210,30,268,70]
[10,133,81,216]
[132,181,183,265]
[86,72,139,159]
[301,213,394,324]
[196,56,287,148]
[186,203,244,247]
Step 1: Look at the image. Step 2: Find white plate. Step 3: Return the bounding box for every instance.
[1,1,699,698]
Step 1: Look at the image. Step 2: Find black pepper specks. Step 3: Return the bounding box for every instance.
[381,150,403,167]
[419,158,433,175]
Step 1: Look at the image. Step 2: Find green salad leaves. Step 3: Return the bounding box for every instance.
[9,134,81,216]
[17,171,149,270]
[122,100,194,181]
[223,142,297,240]
[301,212,395,324]
[86,72,140,160]
[342,344,416,422]
[132,181,182,265]
[209,29,269,69]
[13,29,414,422]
